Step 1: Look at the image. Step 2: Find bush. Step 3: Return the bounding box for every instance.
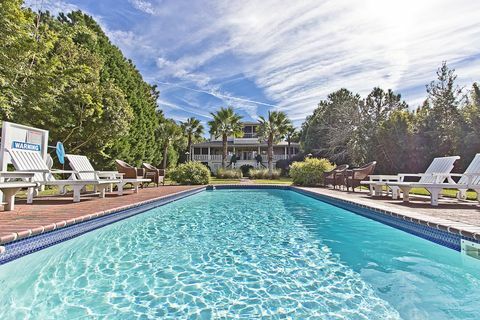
[289,158,334,186]
[240,164,254,177]
[216,168,242,179]
[249,168,281,179]
[169,162,210,185]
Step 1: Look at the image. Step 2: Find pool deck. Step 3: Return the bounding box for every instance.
[297,187,480,240]
[0,185,202,246]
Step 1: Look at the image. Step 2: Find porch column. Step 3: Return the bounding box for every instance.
[208,147,210,161]
[284,146,287,159]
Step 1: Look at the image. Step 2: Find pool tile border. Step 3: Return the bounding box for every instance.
[0,186,205,265]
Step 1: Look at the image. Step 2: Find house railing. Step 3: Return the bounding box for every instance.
[193,154,296,162]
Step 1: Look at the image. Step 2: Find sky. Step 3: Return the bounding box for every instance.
[25,0,480,127]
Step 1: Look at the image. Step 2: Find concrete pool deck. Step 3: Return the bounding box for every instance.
[0,185,202,246]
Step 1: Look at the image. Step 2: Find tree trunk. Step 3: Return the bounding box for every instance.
[162,143,168,169]
[222,134,227,168]
[287,139,291,159]
[187,134,192,161]
[268,134,273,176]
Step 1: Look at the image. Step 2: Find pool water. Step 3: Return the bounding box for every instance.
[1,189,479,319]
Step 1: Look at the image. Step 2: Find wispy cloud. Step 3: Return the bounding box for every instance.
[25,0,480,125]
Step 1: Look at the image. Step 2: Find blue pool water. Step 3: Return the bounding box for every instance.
[1,189,480,319]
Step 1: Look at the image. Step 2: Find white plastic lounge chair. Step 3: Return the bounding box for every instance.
[387,154,480,206]
[65,154,150,195]
[0,172,37,211]
[361,156,460,200]
[8,149,117,203]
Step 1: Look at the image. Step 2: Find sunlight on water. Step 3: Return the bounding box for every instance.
[0,189,479,319]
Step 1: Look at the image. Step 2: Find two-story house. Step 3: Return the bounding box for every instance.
[190,122,300,172]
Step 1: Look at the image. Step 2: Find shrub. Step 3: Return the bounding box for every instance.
[289,158,334,186]
[216,168,242,179]
[240,164,254,177]
[169,161,210,185]
[249,168,281,179]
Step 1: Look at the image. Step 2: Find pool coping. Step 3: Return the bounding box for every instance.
[0,186,205,264]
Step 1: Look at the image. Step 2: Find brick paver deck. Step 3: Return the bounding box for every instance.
[0,185,201,245]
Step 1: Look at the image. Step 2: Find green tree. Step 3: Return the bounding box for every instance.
[417,62,464,160]
[302,89,362,164]
[285,125,299,159]
[208,107,243,168]
[181,117,204,161]
[156,118,183,169]
[359,87,408,164]
[258,111,292,175]
[460,83,480,164]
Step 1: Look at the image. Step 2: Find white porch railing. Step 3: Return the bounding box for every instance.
[193,154,297,162]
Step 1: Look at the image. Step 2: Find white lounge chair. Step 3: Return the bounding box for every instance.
[387,154,480,206]
[0,172,37,211]
[8,149,118,203]
[361,156,460,200]
[65,154,150,195]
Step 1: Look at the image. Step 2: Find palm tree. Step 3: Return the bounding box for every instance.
[258,111,292,176]
[285,125,298,159]
[157,119,183,169]
[181,117,204,161]
[208,107,243,168]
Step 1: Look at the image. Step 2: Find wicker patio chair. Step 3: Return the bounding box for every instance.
[323,164,349,189]
[142,163,165,187]
[115,160,145,179]
[345,161,377,192]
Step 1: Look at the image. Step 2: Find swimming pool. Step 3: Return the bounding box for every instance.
[1,189,479,319]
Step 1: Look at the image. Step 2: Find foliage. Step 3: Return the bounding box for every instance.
[180,117,204,162]
[300,62,479,173]
[289,158,334,186]
[240,164,254,177]
[208,107,243,168]
[258,111,292,175]
[156,118,185,169]
[169,161,210,185]
[249,168,281,179]
[0,3,181,169]
[216,168,242,179]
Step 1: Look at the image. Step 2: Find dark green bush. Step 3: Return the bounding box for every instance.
[240,164,254,177]
[170,162,210,185]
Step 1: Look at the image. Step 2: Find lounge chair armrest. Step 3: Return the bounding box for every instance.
[368,175,399,181]
[51,169,77,174]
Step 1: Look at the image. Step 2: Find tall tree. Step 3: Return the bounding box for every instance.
[302,89,362,164]
[285,125,299,159]
[156,118,183,169]
[208,107,243,168]
[181,117,204,161]
[417,62,464,159]
[258,111,292,175]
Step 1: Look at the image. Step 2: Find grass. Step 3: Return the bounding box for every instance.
[251,178,292,185]
[207,177,293,185]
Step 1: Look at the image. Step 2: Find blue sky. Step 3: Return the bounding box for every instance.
[26,0,480,127]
